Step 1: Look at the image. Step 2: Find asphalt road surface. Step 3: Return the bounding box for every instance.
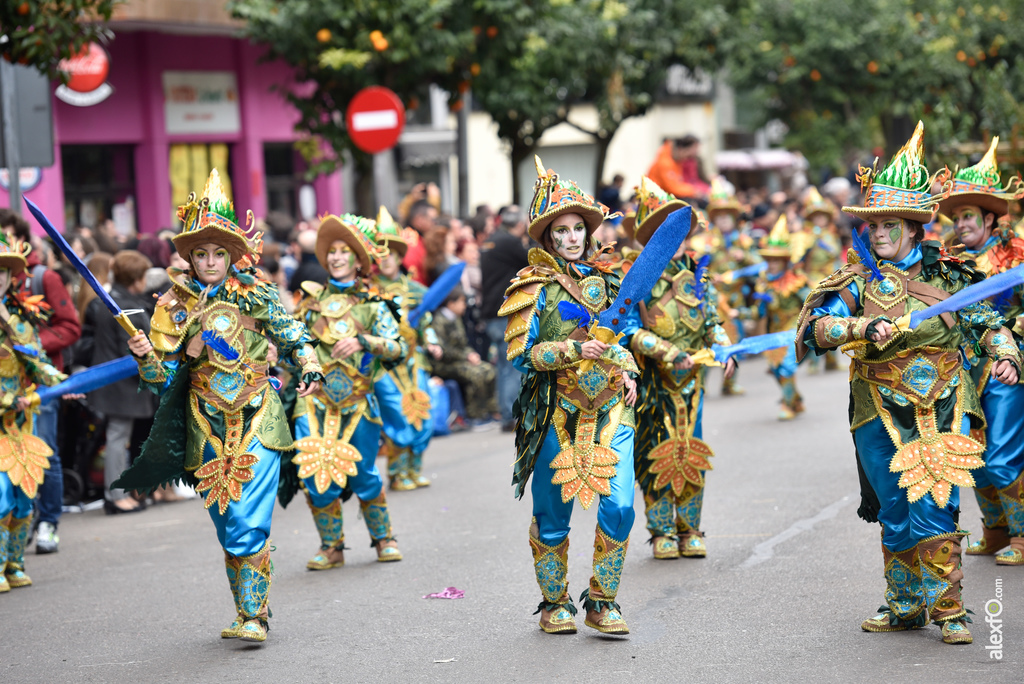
[2,357,1020,683]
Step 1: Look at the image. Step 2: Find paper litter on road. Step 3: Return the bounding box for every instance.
[423,587,465,599]
[434,658,458,663]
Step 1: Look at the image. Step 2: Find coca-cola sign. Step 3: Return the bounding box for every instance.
[55,43,113,107]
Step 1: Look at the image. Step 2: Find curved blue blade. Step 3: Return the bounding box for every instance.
[37,355,139,405]
[599,205,692,333]
[712,330,794,363]
[909,264,1024,329]
[407,262,466,329]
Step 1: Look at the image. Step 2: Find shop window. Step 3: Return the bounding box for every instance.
[169,143,233,224]
[62,144,137,232]
[264,142,311,220]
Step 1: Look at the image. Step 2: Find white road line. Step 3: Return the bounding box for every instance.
[739,493,855,569]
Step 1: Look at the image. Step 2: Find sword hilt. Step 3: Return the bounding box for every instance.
[116,312,160,367]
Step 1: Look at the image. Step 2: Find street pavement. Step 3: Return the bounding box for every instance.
[1,357,1020,683]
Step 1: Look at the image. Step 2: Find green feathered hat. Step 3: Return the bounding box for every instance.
[173,169,262,267]
[373,205,408,259]
[937,137,1024,217]
[316,213,387,274]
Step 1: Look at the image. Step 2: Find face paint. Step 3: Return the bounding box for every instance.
[549,215,587,262]
[888,221,903,245]
[953,205,990,249]
[191,243,231,285]
[327,241,358,281]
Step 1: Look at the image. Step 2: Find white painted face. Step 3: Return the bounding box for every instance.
[866,215,915,261]
[191,243,231,285]
[550,213,587,262]
[952,204,993,250]
[326,240,358,281]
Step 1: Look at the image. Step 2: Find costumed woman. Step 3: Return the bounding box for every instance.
[289,213,407,571]
[794,122,1022,644]
[118,170,324,642]
[796,187,842,373]
[628,177,736,560]
[936,138,1024,565]
[0,234,64,593]
[500,158,640,635]
[754,216,810,420]
[372,206,442,491]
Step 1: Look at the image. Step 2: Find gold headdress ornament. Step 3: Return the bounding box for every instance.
[373,205,408,259]
[315,213,388,274]
[758,214,794,259]
[0,232,32,276]
[937,137,1024,218]
[172,169,263,268]
[706,176,742,217]
[843,121,951,223]
[802,186,835,220]
[633,175,700,246]
[527,154,610,242]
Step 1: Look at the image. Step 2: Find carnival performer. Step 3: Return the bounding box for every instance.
[754,216,810,420]
[289,213,407,571]
[500,158,640,635]
[371,207,442,490]
[704,178,757,396]
[795,123,1021,645]
[796,187,843,373]
[118,170,323,642]
[627,177,736,560]
[937,137,1024,565]
[0,234,64,594]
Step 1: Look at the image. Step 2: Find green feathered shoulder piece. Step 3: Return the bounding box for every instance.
[111,367,197,493]
[633,360,675,496]
[920,240,984,286]
[511,368,557,499]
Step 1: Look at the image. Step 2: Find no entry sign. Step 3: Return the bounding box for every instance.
[345,86,406,154]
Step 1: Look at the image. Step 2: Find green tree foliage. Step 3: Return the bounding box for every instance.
[725,0,1024,172]
[0,0,116,81]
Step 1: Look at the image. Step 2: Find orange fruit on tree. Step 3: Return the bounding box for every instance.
[486,26,498,38]
[470,63,481,76]
[867,61,879,74]
[316,28,331,43]
[810,69,821,81]
[17,2,30,15]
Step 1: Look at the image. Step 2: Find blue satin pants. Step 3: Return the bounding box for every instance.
[375,367,432,455]
[293,413,385,508]
[972,379,1024,490]
[531,422,636,546]
[854,415,969,551]
[769,343,799,379]
[201,438,280,557]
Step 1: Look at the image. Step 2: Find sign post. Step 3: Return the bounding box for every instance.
[346,86,406,212]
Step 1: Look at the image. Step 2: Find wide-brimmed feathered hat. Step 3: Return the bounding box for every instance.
[0,233,30,276]
[706,176,742,217]
[373,205,408,260]
[316,213,387,274]
[802,186,836,221]
[528,156,609,242]
[632,176,700,246]
[843,121,951,224]
[173,169,262,268]
[937,137,1024,218]
[758,215,794,259]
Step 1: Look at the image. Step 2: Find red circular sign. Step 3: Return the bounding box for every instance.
[59,43,110,94]
[345,86,406,154]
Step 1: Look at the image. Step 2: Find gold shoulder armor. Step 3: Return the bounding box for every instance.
[301,281,325,297]
[528,247,560,270]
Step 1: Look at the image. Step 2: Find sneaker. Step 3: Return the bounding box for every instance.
[36,521,59,555]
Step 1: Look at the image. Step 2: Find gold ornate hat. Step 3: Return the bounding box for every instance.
[802,186,835,220]
[843,121,950,223]
[373,205,408,259]
[758,215,794,259]
[173,169,262,267]
[706,176,742,217]
[528,156,609,242]
[0,232,30,276]
[937,137,1024,217]
[633,176,699,246]
[316,213,387,274]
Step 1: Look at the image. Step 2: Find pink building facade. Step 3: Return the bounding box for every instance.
[2,31,342,234]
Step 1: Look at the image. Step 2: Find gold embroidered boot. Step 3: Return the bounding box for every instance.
[221,548,245,638]
[360,491,402,561]
[0,512,10,593]
[966,486,1010,555]
[644,492,679,560]
[224,541,272,643]
[5,515,33,588]
[384,441,416,491]
[861,543,927,632]
[676,482,707,558]
[409,450,431,488]
[582,527,629,635]
[995,474,1024,566]
[721,374,745,396]
[306,496,346,570]
[777,376,798,421]
[529,522,576,634]
[918,532,972,644]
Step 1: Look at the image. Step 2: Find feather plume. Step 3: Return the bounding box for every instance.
[557,300,592,328]
[12,344,38,357]
[693,254,712,311]
[201,330,241,361]
[851,227,883,282]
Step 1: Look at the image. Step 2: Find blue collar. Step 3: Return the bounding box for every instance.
[880,245,922,271]
[965,235,999,257]
[329,278,357,291]
[192,278,222,296]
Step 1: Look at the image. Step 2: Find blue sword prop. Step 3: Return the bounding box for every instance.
[36,356,139,405]
[720,261,766,284]
[690,330,795,367]
[895,264,1024,330]
[407,262,466,329]
[580,206,693,372]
